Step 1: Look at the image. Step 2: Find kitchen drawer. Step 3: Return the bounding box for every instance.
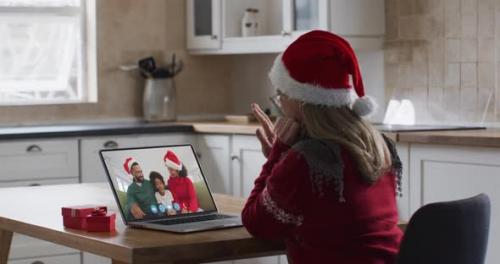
[0,177,78,188]
[80,135,141,183]
[9,253,81,264]
[0,139,79,182]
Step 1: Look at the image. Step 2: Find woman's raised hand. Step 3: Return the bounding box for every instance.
[252,103,275,158]
[252,103,302,158]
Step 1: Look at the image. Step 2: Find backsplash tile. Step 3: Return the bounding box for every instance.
[386,0,500,124]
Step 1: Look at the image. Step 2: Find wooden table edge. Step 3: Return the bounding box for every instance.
[0,217,132,263]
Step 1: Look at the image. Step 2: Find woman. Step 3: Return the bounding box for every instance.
[242,30,403,264]
[149,171,176,216]
[164,150,200,213]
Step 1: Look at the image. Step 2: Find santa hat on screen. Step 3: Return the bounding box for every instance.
[268,30,376,117]
[164,150,183,171]
[123,157,138,175]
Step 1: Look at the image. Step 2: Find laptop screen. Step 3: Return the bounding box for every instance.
[100,145,217,223]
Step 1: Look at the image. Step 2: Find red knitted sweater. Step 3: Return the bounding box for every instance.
[242,139,402,264]
[167,176,199,212]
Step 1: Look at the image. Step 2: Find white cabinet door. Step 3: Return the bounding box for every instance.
[283,0,329,37]
[231,135,282,264]
[197,135,232,194]
[330,0,385,36]
[409,144,500,264]
[396,143,410,221]
[80,135,141,183]
[0,139,79,182]
[187,0,222,49]
[231,135,267,198]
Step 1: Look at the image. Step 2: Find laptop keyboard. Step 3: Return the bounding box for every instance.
[154,214,235,226]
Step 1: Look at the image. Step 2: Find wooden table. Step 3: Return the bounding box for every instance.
[0,183,408,264]
[0,183,285,264]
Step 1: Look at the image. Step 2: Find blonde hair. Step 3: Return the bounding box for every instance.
[302,105,392,184]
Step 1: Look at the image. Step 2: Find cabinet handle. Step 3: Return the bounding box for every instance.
[26,145,42,153]
[281,30,291,36]
[29,183,41,187]
[31,261,45,264]
[103,140,119,149]
[231,155,240,161]
[211,35,218,40]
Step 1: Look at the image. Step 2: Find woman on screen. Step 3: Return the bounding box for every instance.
[164,150,200,213]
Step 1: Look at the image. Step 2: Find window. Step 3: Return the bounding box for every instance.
[0,0,96,105]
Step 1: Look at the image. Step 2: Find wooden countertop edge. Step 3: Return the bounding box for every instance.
[397,131,500,148]
[183,122,500,148]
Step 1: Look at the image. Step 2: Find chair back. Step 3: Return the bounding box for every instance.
[397,194,491,264]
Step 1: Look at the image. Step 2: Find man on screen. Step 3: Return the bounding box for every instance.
[123,157,157,220]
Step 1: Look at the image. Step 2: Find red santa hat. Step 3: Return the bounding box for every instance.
[164,150,182,171]
[268,30,376,117]
[123,157,138,175]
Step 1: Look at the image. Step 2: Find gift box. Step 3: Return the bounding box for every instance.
[86,209,116,232]
[61,205,107,230]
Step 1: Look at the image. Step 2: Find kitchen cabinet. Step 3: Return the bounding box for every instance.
[230,135,286,264]
[80,135,141,183]
[231,135,267,198]
[408,144,500,264]
[395,143,410,221]
[197,135,232,194]
[187,0,382,54]
[186,0,222,50]
[0,139,79,182]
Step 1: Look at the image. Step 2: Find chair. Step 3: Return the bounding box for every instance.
[397,194,491,264]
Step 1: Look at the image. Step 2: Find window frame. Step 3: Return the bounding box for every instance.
[0,0,97,105]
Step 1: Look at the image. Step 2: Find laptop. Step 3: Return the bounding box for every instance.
[99,144,242,233]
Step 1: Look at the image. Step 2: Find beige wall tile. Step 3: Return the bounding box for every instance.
[461,62,478,88]
[460,38,478,62]
[428,39,445,62]
[446,63,461,89]
[478,62,496,89]
[462,13,478,38]
[478,0,495,37]
[461,87,479,121]
[399,0,418,15]
[478,38,495,61]
[445,0,462,37]
[429,62,445,87]
[462,0,478,16]
[446,38,461,62]
[399,16,422,39]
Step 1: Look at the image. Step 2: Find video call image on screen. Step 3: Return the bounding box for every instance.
[101,146,216,221]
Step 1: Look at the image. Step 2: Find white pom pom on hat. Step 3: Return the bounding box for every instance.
[268,30,376,117]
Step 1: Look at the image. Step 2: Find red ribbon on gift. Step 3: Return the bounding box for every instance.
[91,207,107,216]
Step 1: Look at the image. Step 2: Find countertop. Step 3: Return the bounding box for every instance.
[0,122,193,140]
[1,121,498,148]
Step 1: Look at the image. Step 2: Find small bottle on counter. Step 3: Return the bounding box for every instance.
[242,8,259,37]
